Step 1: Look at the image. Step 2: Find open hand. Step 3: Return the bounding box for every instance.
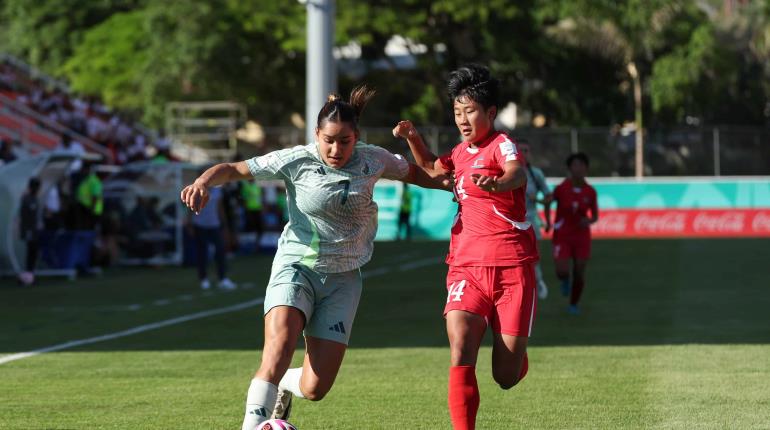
[180,181,210,214]
[470,173,498,192]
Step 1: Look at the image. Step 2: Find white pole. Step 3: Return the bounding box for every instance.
[304,0,336,144]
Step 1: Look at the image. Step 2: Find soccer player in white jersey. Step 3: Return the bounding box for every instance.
[180,86,447,430]
[518,140,553,299]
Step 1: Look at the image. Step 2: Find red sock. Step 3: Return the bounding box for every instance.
[570,277,585,305]
[448,365,479,430]
[518,353,529,383]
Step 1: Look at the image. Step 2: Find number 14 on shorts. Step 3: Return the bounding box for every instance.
[447,280,467,303]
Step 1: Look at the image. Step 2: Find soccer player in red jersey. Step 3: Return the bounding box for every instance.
[393,64,538,430]
[545,152,598,315]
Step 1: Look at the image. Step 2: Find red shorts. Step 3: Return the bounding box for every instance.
[444,264,537,337]
[552,232,591,260]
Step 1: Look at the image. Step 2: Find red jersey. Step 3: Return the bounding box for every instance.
[552,178,598,237]
[438,131,539,267]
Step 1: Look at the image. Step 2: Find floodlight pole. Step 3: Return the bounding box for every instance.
[303,0,336,144]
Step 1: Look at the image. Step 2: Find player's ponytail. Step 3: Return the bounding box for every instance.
[316,84,375,131]
[349,84,376,121]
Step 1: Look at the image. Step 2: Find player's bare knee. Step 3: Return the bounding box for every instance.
[449,344,477,366]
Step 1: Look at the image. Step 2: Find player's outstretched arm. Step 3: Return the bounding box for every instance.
[470,160,527,193]
[405,163,453,191]
[392,120,447,176]
[180,161,251,214]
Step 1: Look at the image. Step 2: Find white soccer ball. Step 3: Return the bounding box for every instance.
[257,419,298,430]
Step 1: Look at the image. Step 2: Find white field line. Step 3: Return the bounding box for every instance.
[0,298,264,366]
[0,255,444,366]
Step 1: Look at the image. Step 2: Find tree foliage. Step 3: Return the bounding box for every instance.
[2,0,768,127]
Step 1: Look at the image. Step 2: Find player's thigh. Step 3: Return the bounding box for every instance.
[490,265,537,338]
[554,258,571,276]
[258,305,305,383]
[572,235,590,276]
[490,265,536,386]
[492,333,529,387]
[258,264,316,381]
[445,266,492,366]
[552,238,572,275]
[299,335,348,401]
[446,310,487,366]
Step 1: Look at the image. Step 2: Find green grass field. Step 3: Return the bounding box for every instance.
[1,239,769,429]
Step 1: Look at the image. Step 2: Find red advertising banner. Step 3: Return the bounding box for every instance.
[540,209,770,238]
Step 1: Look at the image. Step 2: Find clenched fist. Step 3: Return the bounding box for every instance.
[392,120,418,139]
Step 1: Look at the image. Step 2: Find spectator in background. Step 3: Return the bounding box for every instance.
[239,179,263,237]
[398,182,413,240]
[43,181,62,230]
[86,109,109,143]
[75,163,103,230]
[151,133,176,164]
[126,196,168,260]
[0,139,18,165]
[126,132,148,163]
[189,183,236,290]
[518,140,553,299]
[19,177,42,286]
[155,130,172,157]
[0,64,17,90]
[58,134,84,175]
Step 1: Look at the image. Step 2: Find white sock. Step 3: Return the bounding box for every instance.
[278,367,306,398]
[242,378,278,430]
[535,263,544,284]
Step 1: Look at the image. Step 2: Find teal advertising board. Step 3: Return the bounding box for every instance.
[374,178,770,240]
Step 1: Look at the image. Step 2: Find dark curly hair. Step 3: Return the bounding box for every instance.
[447,64,500,110]
[566,152,590,167]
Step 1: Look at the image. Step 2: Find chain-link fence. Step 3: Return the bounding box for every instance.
[240,126,770,177]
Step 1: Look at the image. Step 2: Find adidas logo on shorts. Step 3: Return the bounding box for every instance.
[328,321,346,334]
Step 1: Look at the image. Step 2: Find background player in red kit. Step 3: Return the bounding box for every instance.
[393,64,538,430]
[546,152,598,315]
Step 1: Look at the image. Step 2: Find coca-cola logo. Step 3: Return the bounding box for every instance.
[594,212,628,234]
[751,212,770,233]
[693,212,745,233]
[634,212,687,233]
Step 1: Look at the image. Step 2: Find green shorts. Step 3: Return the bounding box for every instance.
[264,263,362,345]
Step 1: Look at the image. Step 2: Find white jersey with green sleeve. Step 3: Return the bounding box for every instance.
[246,141,409,273]
[525,165,549,218]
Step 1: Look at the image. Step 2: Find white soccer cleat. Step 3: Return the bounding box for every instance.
[200,279,211,290]
[218,277,237,290]
[537,280,548,300]
[271,387,293,420]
